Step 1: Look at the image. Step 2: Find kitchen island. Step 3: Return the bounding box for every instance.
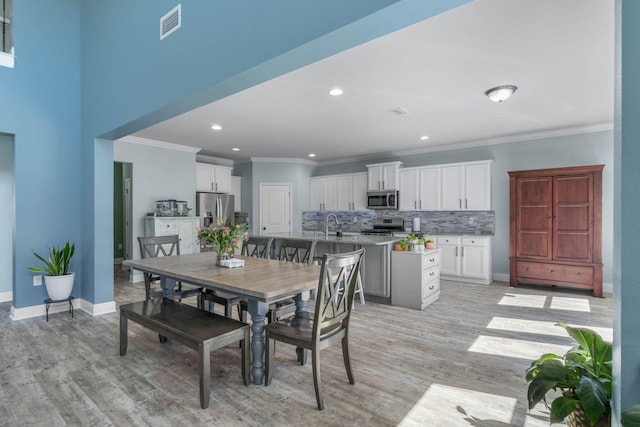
[254,231,397,304]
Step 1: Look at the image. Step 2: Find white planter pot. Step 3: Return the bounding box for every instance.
[44,273,75,301]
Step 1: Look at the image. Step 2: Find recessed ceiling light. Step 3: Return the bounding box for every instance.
[420,135,430,141]
[328,88,343,96]
[211,124,222,130]
[232,148,240,152]
[308,153,316,158]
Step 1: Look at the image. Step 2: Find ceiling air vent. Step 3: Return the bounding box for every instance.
[160,4,181,40]
[389,107,409,116]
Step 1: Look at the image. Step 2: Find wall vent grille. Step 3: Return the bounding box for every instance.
[160,4,181,40]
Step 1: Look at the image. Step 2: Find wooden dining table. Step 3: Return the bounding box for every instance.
[123,252,321,385]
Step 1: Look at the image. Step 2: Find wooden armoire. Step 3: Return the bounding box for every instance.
[509,165,603,297]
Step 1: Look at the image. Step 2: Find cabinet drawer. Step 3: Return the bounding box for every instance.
[422,265,440,284]
[516,261,543,278]
[422,252,440,269]
[462,237,486,247]
[156,221,178,235]
[438,236,461,245]
[563,265,593,285]
[422,278,439,300]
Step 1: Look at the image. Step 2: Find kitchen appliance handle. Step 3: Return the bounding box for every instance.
[386,193,391,208]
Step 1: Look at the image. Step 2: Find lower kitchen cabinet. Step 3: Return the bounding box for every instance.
[391,249,440,310]
[315,241,393,303]
[436,235,492,284]
[144,217,200,255]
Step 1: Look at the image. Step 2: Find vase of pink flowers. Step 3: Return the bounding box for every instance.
[197,219,248,265]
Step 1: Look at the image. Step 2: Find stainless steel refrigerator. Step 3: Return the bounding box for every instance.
[196,192,235,229]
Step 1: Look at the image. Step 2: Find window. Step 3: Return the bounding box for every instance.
[0,0,13,68]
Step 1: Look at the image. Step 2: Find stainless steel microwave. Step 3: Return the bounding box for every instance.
[367,190,399,210]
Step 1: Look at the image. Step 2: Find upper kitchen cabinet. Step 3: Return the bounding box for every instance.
[336,173,368,211]
[399,166,441,211]
[441,161,492,211]
[196,163,232,193]
[310,176,337,211]
[367,161,402,191]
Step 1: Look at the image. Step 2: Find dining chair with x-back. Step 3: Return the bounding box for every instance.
[264,248,365,410]
[137,235,204,307]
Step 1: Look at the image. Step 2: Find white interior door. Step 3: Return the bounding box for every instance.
[260,183,291,233]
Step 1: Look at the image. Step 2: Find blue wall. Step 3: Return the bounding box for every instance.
[0,0,82,308]
[615,0,640,416]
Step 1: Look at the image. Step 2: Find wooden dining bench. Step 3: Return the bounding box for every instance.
[119,298,250,409]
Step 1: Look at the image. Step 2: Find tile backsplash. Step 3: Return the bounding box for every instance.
[302,210,494,235]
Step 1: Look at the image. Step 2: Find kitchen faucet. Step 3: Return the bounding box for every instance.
[325,213,340,239]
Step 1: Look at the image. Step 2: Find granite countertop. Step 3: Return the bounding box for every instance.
[254,231,398,246]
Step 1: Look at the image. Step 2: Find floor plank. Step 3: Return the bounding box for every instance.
[0,266,612,426]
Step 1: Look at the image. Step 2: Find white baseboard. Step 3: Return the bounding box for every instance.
[492,273,510,283]
[9,297,116,321]
[0,291,12,303]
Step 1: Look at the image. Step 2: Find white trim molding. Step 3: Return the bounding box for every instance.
[9,298,116,321]
[116,135,201,153]
[0,290,12,303]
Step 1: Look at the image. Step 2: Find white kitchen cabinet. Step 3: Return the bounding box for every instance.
[392,249,440,309]
[441,161,491,210]
[144,217,200,255]
[436,235,492,284]
[366,161,402,191]
[231,176,242,211]
[336,173,368,211]
[310,176,337,211]
[196,163,232,193]
[399,166,441,211]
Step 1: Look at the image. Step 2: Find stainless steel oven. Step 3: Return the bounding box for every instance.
[367,190,399,210]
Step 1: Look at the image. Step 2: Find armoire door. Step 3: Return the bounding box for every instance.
[516,176,553,259]
[553,173,594,262]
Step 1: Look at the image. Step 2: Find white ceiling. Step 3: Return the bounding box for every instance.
[133,0,614,164]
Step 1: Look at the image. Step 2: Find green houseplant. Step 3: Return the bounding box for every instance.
[526,323,612,426]
[29,241,76,300]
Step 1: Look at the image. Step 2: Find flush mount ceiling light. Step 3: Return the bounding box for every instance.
[328,88,343,96]
[211,124,222,130]
[232,148,240,152]
[485,85,518,103]
[420,135,430,141]
[308,153,316,158]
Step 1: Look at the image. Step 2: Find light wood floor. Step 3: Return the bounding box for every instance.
[0,266,612,426]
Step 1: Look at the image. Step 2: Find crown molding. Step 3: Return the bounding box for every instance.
[196,154,234,167]
[116,136,202,154]
[246,157,318,166]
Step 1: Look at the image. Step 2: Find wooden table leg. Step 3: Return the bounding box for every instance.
[247,299,269,385]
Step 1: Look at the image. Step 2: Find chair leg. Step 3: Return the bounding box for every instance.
[342,336,355,385]
[225,303,233,318]
[119,312,128,356]
[241,328,250,385]
[312,348,324,410]
[265,333,273,386]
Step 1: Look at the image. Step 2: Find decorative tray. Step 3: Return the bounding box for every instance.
[219,258,245,268]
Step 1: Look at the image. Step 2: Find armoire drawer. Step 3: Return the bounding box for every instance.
[422,252,440,269]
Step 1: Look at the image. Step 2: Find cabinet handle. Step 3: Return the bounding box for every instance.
[462,247,464,257]
[414,200,417,209]
[455,247,458,257]
[429,258,435,262]
[428,285,434,290]
[419,200,422,209]
[382,180,385,189]
[459,199,462,209]
[429,272,435,276]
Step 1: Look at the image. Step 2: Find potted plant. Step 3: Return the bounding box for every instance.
[29,241,76,301]
[526,322,612,426]
[622,404,640,426]
[395,240,408,251]
[425,239,435,249]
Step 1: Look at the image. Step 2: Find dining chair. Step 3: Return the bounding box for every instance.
[137,235,204,307]
[269,239,318,323]
[201,236,274,321]
[264,248,365,410]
